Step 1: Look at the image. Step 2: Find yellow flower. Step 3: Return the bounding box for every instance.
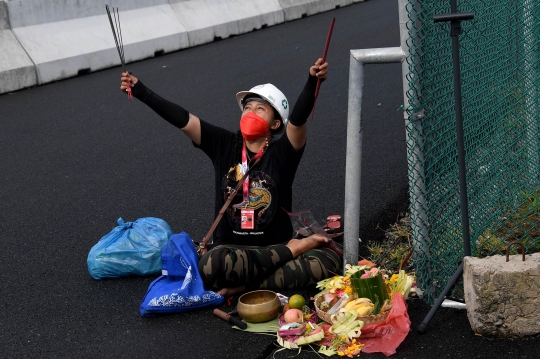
[385,274,400,285]
[337,339,364,357]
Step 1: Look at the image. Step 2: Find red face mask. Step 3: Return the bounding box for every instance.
[239,112,270,141]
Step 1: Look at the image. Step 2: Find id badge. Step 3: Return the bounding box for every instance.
[241,208,255,230]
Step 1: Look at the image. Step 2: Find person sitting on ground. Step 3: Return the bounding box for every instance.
[119,58,342,297]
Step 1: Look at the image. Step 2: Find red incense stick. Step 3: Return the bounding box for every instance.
[312,17,335,119]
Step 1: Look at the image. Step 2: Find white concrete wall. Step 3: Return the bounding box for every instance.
[6,0,189,85]
[11,5,189,84]
[170,0,284,47]
[6,0,171,27]
[277,0,353,22]
[0,0,358,95]
[0,0,8,29]
[0,0,37,94]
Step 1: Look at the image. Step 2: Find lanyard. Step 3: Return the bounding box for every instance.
[241,140,266,202]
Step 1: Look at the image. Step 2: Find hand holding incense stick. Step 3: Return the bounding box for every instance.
[312,17,335,119]
[105,5,132,99]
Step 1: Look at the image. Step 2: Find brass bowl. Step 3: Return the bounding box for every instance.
[237,290,281,323]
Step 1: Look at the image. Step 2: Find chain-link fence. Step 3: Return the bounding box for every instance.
[403,0,540,303]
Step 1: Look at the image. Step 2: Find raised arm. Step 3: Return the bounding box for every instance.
[120,72,201,145]
[286,58,329,150]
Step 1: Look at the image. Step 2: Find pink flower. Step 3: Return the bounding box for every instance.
[360,267,379,279]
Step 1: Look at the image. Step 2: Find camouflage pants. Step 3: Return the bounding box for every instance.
[198,243,342,292]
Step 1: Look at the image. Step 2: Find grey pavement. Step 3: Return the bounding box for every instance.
[0,0,537,358]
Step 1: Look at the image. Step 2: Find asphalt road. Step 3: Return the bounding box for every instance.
[1,0,537,358]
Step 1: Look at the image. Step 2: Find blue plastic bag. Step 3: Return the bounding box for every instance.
[140,232,224,316]
[87,217,173,280]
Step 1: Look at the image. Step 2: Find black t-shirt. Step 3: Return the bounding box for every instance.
[195,120,304,246]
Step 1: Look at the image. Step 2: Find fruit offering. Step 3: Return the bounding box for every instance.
[283,308,304,323]
[288,294,305,309]
[344,297,375,317]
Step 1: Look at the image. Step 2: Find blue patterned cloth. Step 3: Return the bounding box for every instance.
[140,232,224,316]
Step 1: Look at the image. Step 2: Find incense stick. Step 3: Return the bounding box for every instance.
[114,8,126,69]
[105,5,131,98]
[105,5,124,71]
[312,17,335,120]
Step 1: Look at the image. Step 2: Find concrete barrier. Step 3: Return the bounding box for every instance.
[0,0,38,94]
[171,0,284,47]
[6,0,189,86]
[278,0,354,21]
[0,0,7,28]
[0,0,359,95]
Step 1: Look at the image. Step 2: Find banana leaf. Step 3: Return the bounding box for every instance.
[232,317,279,333]
[350,272,389,314]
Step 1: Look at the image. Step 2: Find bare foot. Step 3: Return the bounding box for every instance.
[217,285,245,297]
[287,234,330,258]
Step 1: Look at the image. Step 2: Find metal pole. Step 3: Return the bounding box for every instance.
[343,51,365,268]
[449,16,472,258]
[343,47,405,269]
[523,0,539,187]
[417,262,464,332]
[398,0,431,265]
[418,3,474,333]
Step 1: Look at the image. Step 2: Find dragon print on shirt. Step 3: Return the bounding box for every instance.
[223,168,277,231]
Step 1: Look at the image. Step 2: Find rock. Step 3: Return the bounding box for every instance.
[463,253,540,337]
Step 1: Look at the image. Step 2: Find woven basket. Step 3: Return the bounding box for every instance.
[314,296,389,325]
